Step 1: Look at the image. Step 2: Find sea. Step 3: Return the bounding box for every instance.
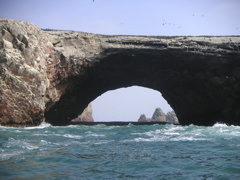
[0,123,240,180]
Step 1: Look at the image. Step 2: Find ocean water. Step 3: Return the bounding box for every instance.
[0,123,240,180]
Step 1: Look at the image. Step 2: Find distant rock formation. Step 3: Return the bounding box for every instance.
[138,108,179,124]
[152,108,166,122]
[166,111,179,124]
[71,104,94,122]
[138,114,147,122]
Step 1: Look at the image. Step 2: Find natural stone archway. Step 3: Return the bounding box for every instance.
[1,18,240,126]
[45,45,240,126]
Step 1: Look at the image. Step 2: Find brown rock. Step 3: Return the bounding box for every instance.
[0,18,54,126]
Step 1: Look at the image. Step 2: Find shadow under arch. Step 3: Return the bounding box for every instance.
[91,85,174,122]
[45,47,240,126]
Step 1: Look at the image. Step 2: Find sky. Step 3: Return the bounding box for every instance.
[1,0,240,121]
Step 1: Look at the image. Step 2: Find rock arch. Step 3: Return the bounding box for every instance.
[1,19,240,126]
[44,42,240,126]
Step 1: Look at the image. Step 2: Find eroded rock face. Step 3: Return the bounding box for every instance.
[0,19,54,126]
[1,18,240,126]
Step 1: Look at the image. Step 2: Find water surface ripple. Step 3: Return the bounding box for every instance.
[1,123,240,179]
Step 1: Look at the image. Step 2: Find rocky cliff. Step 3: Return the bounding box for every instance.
[0,19,53,126]
[0,18,96,126]
[1,18,240,126]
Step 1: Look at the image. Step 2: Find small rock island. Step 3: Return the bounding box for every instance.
[138,108,179,124]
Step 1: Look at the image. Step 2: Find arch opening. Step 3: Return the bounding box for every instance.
[89,86,177,123]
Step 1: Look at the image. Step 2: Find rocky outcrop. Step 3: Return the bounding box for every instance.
[1,18,240,126]
[138,114,147,122]
[152,108,166,122]
[0,19,54,126]
[0,19,98,126]
[71,104,94,122]
[166,111,179,124]
[138,108,179,124]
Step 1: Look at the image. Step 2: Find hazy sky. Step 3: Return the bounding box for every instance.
[1,0,240,121]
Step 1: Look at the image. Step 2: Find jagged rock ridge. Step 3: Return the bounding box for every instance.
[138,108,179,124]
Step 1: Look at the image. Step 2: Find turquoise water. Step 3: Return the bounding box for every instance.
[0,123,240,180]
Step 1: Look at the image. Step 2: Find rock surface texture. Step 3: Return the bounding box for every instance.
[1,18,240,126]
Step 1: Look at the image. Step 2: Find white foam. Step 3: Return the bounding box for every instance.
[5,138,39,150]
[23,143,38,150]
[15,140,38,150]
[213,123,228,127]
[33,133,48,137]
[93,140,113,145]
[0,151,24,161]
[86,133,105,137]
[128,135,207,142]
[25,122,52,129]
[40,140,50,145]
[125,128,208,143]
[171,136,206,141]
[0,125,16,130]
[63,134,83,139]
[165,132,180,136]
